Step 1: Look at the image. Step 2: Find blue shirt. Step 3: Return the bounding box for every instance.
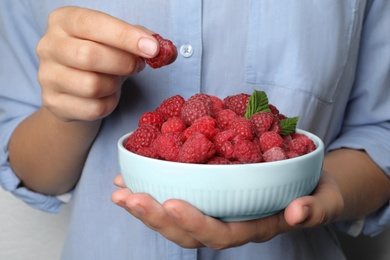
[1,1,390,259]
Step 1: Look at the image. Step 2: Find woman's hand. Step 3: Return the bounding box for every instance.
[36,6,167,122]
[112,171,343,249]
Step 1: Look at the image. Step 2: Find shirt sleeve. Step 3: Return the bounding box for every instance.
[328,0,390,236]
[0,3,67,213]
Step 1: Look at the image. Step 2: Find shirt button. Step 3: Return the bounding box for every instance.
[179,44,193,58]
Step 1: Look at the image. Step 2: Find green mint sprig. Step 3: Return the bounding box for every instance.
[244,89,298,135]
[244,90,271,119]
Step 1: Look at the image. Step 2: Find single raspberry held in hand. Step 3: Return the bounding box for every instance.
[138,111,165,129]
[161,117,187,133]
[259,131,284,153]
[223,93,250,117]
[146,34,177,69]
[181,94,214,125]
[152,132,183,161]
[125,124,160,153]
[234,139,263,163]
[158,95,185,120]
[178,132,216,164]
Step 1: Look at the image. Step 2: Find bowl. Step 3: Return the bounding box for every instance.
[118,129,324,222]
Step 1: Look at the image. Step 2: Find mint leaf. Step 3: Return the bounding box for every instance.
[280,116,299,135]
[244,90,271,119]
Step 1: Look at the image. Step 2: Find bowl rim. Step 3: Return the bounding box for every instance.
[118,128,325,168]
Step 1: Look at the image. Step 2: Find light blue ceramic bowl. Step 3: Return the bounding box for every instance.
[118,129,324,222]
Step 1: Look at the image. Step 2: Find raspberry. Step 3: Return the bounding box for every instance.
[180,93,214,125]
[288,134,316,155]
[263,147,287,162]
[152,132,183,161]
[228,117,254,140]
[223,93,250,117]
[161,117,187,133]
[207,156,232,165]
[208,95,225,114]
[146,34,177,69]
[259,131,284,153]
[182,115,218,141]
[125,124,160,153]
[249,112,274,137]
[135,147,159,159]
[268,104,280,116]
[234,139,263,163]
[178,132,216,164]
[269,116,282,134]
[214,109,237,130]
[213,130,238,159]
[158,95,185,120]
[138,111,164,129]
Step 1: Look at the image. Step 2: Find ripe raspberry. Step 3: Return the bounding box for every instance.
[259,131,284,153]
[208,95,225,114]
[161,117,187,133]
[182,115,218,141]
[249,112,274,137]
[180,93,214,125]
[125,124,160,153]
[213,130,238,159]
[268,104,280,116]
[234,139,263,163]
[269,116,282,134]
[263,147,287,162]
[138,111,164,129]
[223,93,250,117]
[214,109,237,130]
[146,34,177,69]
[178,132,216,164]
[228,117,254,140]
[152,132,183,161]
[135,147,159,159]
[158,95,185,120]
[288,134,316,155]
[207,156,232,165]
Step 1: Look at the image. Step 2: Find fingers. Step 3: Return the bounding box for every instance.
[49,6,159,58]
[284,172,344,227]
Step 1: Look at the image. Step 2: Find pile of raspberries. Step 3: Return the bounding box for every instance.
[124,92,316,164]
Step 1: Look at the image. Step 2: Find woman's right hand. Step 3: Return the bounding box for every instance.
[36,6,161,122]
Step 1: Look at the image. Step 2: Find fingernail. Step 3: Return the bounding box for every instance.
[138,37,158,57]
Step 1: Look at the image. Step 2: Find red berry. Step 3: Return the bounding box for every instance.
[249,112,274,137]
[158,95,185,120]
[263,147,287,162]
[135,147,159,159]
[288,134,316,155]
[138,111,164,129]
[208,95,225,114]
[259,131,284,153]
[214,109,237,130]
[214,130,238,159]
[223,93,250,117]
[146,34,177,69]
[207,156,232,164]
[161,117,187,133]
[268,104,280,116]
[181,94,214,125]
[182,115,218,141]
[228,117,254,140]
[125,124,160,153]
[152,132,183,162]
[234,139,263,163]
[178,132,216,164]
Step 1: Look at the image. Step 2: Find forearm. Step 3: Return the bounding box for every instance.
[8,107,101,195]
[323,149,390,221]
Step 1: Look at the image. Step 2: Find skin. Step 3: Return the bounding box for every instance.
[7,6,390,249]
